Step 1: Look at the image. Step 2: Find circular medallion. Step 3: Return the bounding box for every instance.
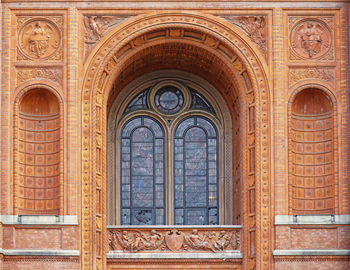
[154,86,184,114]
[19,19,61,59]
[290,20,331,59]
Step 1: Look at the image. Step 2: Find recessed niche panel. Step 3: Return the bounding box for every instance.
[17,89,61,215]
[291,89,334,214]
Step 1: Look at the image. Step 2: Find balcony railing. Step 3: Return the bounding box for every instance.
[107,225,242,259]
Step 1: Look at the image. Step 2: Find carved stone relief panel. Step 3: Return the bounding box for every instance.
[16,67,63,86]
[288,17,334,61]
[16,16,63,61]
[289,67,335,87]
[83,15,133,59]
[221,15,267,56]
[108,228,241,253]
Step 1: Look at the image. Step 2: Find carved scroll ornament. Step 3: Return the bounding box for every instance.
[108,228,241,253]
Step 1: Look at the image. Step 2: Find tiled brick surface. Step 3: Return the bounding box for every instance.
[0,1,349,270]
[275,260,350,270]
[275,225,350,249]
[3,261,78,270]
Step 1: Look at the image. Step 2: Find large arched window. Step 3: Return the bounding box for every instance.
[108,78,233,225]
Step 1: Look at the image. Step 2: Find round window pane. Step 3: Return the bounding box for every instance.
[154,86,184,114]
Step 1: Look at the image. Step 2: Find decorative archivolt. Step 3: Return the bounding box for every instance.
[81,12,270,270]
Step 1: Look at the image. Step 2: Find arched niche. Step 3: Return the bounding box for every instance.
[290,88,335,214]
[15,88,62,215]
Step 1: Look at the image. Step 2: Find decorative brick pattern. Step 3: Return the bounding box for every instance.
[0,2,348,270]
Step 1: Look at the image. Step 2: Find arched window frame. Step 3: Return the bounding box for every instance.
[107,71,234,225]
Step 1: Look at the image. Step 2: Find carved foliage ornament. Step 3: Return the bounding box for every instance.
[18,18,61,60]
[289,67,335,86]
[221,15,267,55]
[290,19,332,59]
[83,15,133,59]
[16,67,63,86]
[109,229,240,253]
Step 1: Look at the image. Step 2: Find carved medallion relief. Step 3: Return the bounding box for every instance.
[17,16,63,61]
[289,17,334,61]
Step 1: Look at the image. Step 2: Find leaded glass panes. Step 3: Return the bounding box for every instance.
[120,116,165,225]
[174,116,219,225]
[154,85,184,114]
[123,88,149,115]
[190,88,216,115]
[117,82,222,226]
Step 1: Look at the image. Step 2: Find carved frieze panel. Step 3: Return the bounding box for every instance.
[108,227,241,253]
[16,67,63,86]
[288,16,334,61]
[83,15,133,59]
[16,16,63,61]
[289,67,335,86]
[221,15,267,56]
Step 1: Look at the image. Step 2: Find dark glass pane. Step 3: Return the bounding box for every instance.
[185,208,207,225]
[174,116,218,225]
[120,116,165,225]
[132,209,152,225]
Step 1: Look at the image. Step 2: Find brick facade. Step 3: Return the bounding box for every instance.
[0,1,349,269]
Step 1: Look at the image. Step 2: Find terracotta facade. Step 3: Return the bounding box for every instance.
[0,0,349,269]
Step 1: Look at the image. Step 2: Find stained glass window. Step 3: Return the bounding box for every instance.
[174,116,218,225]
[117,82,221,226]
[120,116,165,225]
[123,88,150,115]
[154,85,184,114]
[190,88,216,115]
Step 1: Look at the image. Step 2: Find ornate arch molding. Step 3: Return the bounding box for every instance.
[81,12,271,270]
[288,83,339,215]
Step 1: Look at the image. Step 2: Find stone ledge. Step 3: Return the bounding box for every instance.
[0,249,80,256]
[274,215,350,225]
[0,215,78,225]
[107,225,243,229]
[107,251,243,259]
[273,250,350,256]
